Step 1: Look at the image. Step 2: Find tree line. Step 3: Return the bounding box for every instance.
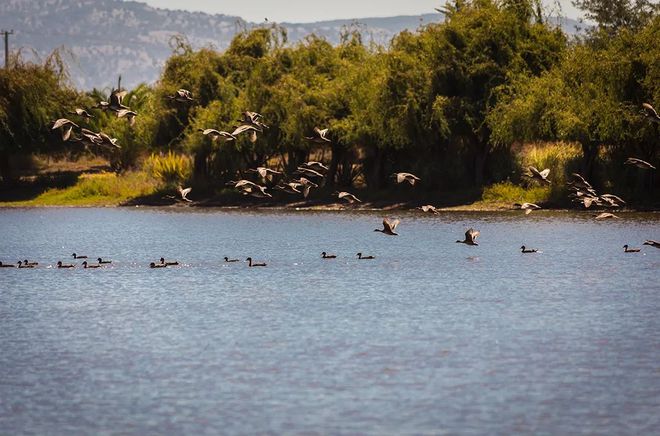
[1,0,658,204]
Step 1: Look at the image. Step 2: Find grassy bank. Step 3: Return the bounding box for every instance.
[2,172,158,207]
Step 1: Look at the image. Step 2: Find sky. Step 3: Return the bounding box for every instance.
[138,0,583,23]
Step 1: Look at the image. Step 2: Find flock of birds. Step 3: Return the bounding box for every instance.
[1,219,658,269]
[35,91,659,267]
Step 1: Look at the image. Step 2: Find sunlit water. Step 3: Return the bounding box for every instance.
[0,208,659,435]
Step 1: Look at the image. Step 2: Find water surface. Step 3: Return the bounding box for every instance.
[1,208,659,435]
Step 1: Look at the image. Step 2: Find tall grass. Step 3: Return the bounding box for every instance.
[480,141,582,206]
[144,151,192,188]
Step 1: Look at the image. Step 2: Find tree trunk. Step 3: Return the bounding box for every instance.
[193,147,210,181]
[0,151,12,185]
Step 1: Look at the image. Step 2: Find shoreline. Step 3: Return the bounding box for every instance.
[1,199,658,213]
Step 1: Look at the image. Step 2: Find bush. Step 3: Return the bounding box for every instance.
[144,151,192,187]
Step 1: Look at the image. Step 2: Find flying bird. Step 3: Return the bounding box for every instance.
[374,218,400,236]
[391,172,421,186]
[199,129,236,142]
[304,127,331,143]
[527,166,551,184]
[336,191,362,203]
[68,108,94,118]
[456,228,480,246]
[514,202,541,215]
[178,186,192,202]
[167,89,195,103]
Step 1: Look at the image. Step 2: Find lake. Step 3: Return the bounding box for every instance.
[0,208,659,435]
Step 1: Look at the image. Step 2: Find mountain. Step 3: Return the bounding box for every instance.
[0,0,582,90]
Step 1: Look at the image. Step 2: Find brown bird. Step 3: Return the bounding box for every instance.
[160,257,179,266]
[167,89,195,103]
[57,261,75,268]
[178,186,192,202]
[418,205,439,214]
[0,261,16,268]
[246,257,267,267]
[150,262,167,268]
[514,202,541,215]
[336,191,362,204]
[456,228,480,246]
[374,218,400,236]
[594,212,619,220]
[199,129,236,142]
[391,172,421,186]
[17,261,35,269]
[623,245,640,253]
[304,127,331,143]
[528,166,551,184]
[643,240,660,248]
[116,109,138,126]
[231,124,259,143]
[82,261,101,269]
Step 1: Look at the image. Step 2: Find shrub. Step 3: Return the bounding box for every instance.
[144,151,192,187]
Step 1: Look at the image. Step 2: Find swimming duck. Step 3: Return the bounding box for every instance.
[520,245,538,253]
[97,258,112,264]
[224,257,239,262]
[82,261,101,269]
[356,253,375,260]
[160,257,179,266]
[456,228,480,246]
[17,261,35,268]
[0,261,15,268]
[246,257,267,267]
[643,240,660,248]
[57,261,75,268]
[150,262,166,268]
[623,245,641,253]
[321,252,337,259]
[374,218,400,236]
[22,259,38,266]
[72,253,88,259]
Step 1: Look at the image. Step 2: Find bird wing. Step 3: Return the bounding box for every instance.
[528,166,540,176]
[466,228,479,242]
[231,125,254,136]
[61,125,73,141]
[539,169,550,179]
[396,173,406,184]
[52,118,77,130]
[382,218,400,233]
[201,129,220,136]
[642,103,659,118]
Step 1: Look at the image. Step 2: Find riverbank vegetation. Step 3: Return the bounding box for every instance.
[1,0,658,208]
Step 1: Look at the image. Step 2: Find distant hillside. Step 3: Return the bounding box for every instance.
[0,0,582,90]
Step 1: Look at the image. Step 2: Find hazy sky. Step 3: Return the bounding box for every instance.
[138,0,582,23]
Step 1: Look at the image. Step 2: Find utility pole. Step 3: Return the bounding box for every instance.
[117,74,121,91]
[1,30,13,69]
